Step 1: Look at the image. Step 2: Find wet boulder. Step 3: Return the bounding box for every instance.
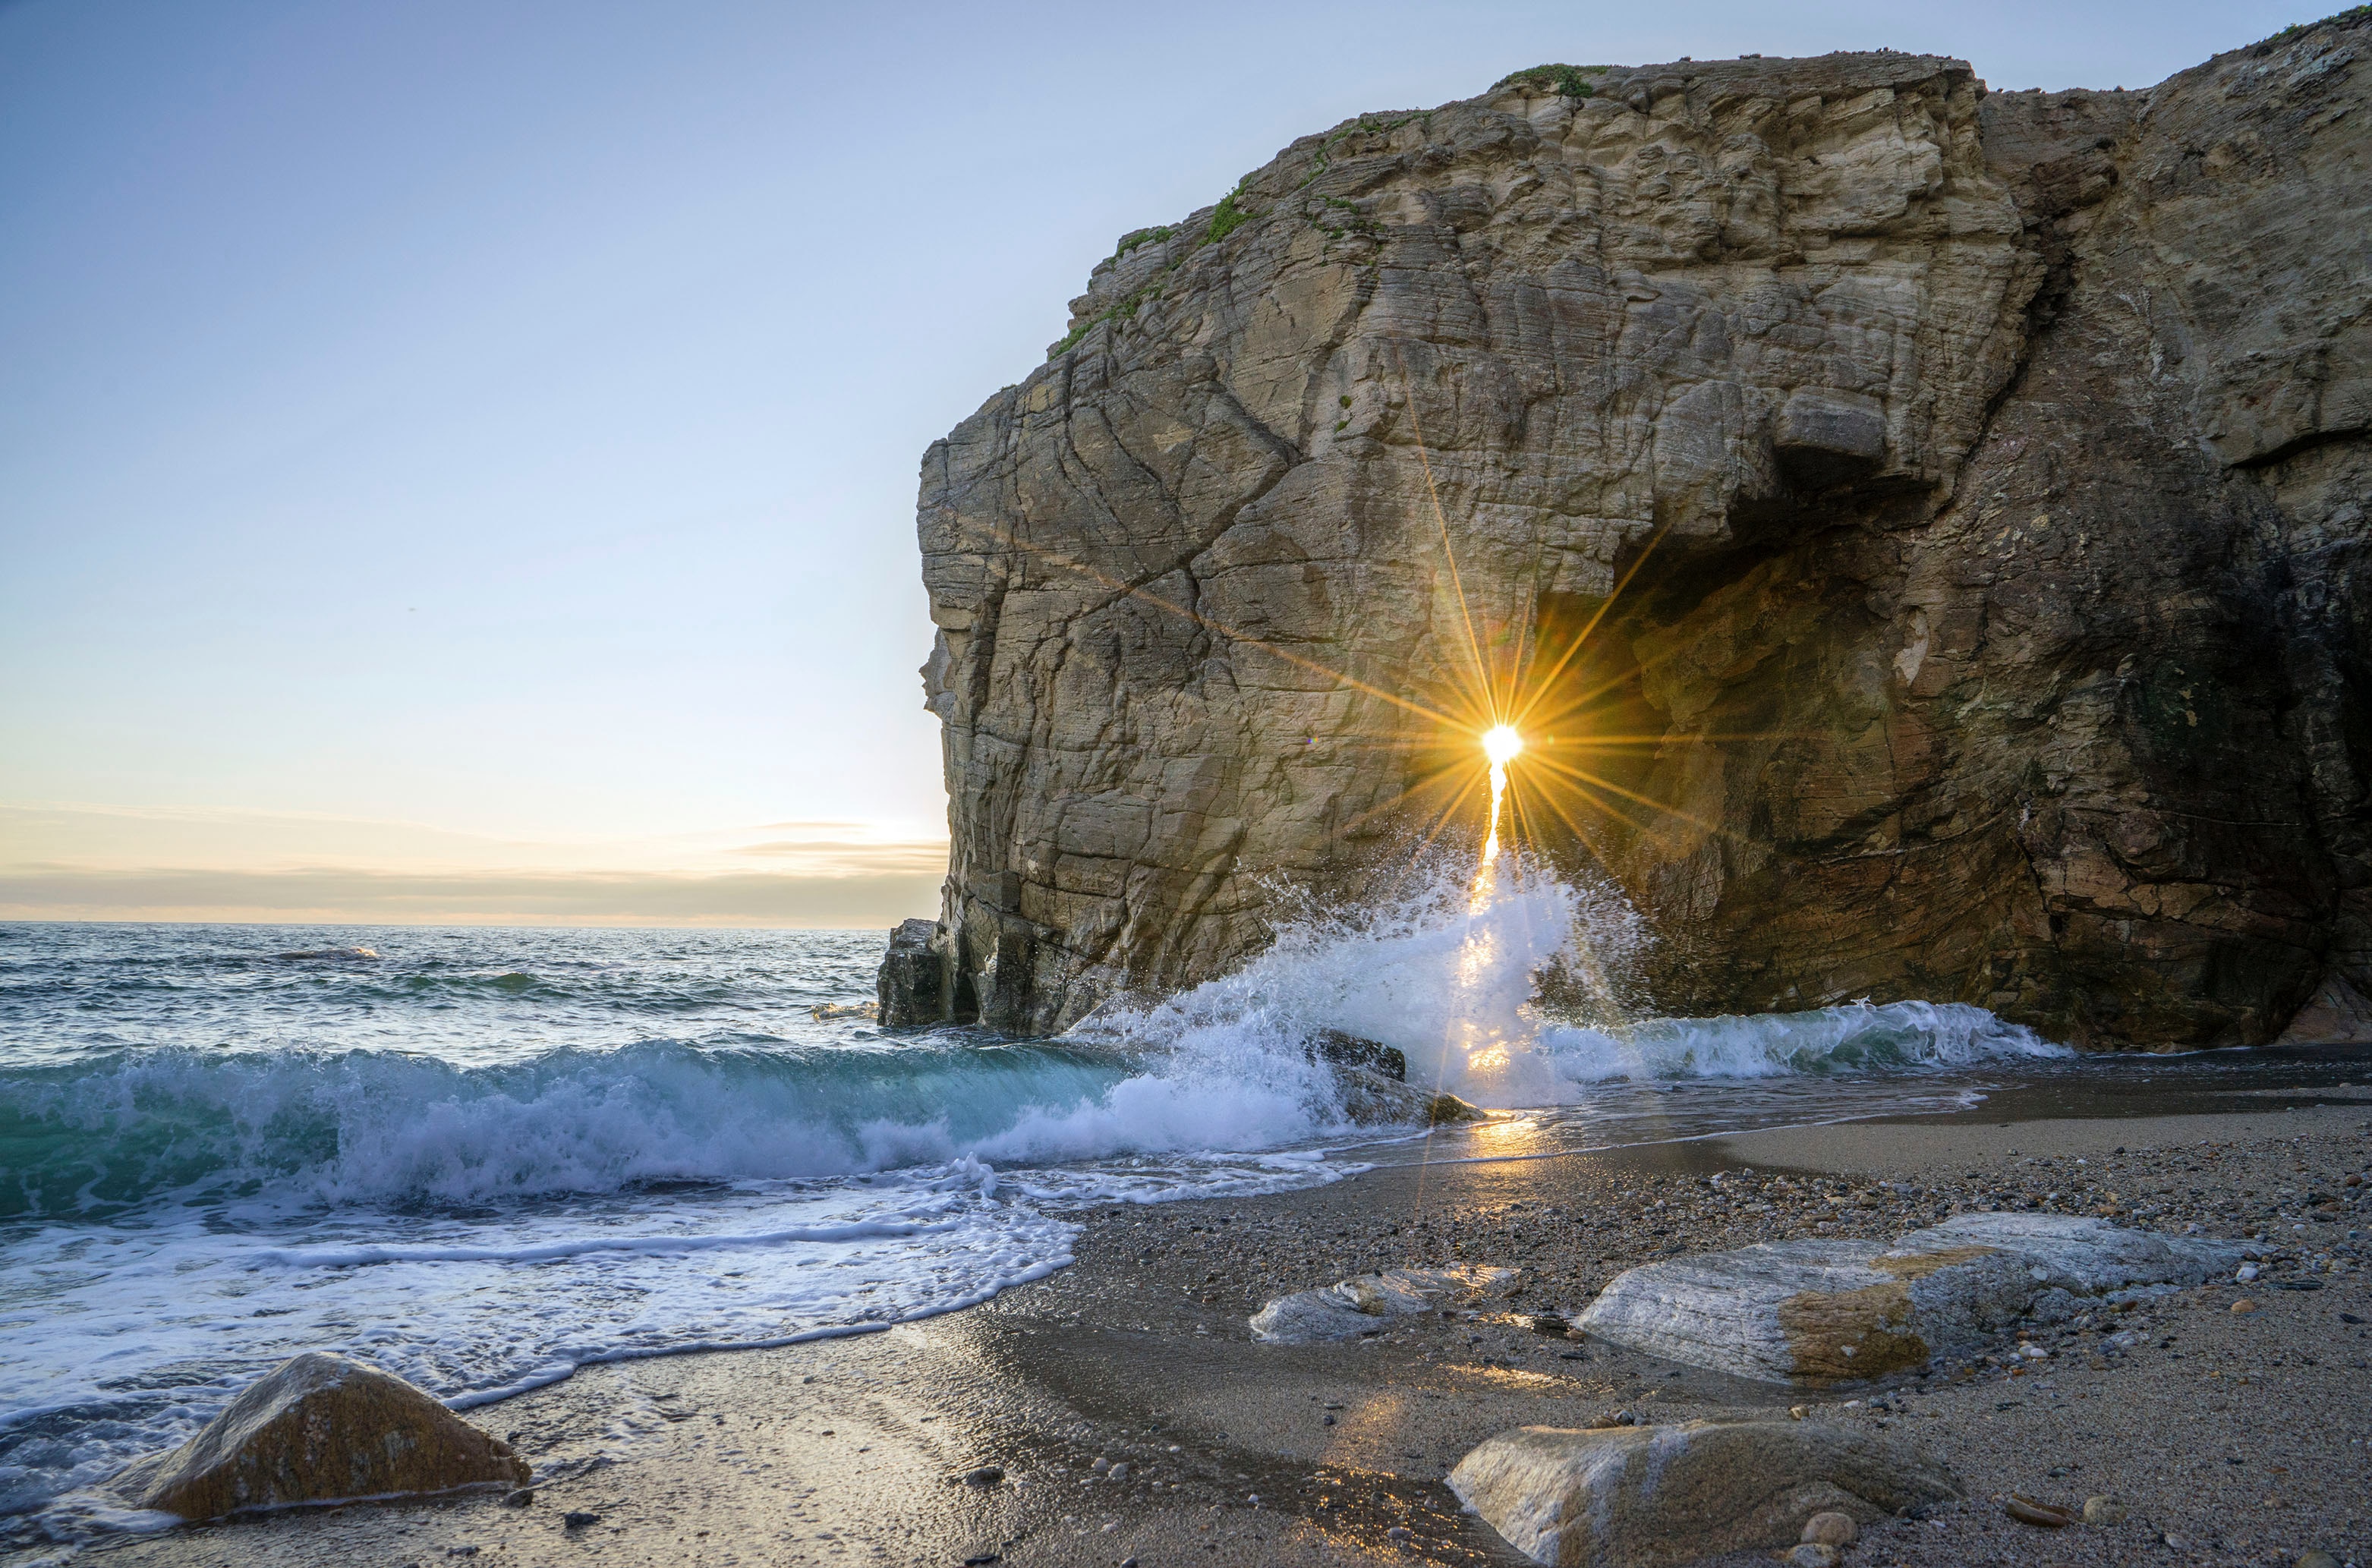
[1577,1213,2243,1385]
[115,1352,529,1520]
[1309,1028,1407,1081]
[1333,1064,1482,1127]
[1449,1418,1961,1566]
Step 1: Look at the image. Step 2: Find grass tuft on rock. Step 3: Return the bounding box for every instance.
[1497,62,1607,99]
[1204,184,1252,244]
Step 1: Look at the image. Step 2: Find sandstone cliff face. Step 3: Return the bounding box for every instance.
[887,20,2372,1048]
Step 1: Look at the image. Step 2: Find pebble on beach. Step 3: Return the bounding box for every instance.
[2081,1494,2126,1524]
[2004,1494,2079,1528]
[1801,1510,1858,1547]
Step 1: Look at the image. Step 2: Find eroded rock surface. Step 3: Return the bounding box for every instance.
[1448,1417,1961,1566]
[1576,1212,2242,1384]
[114,1352,528,1521]
[888,20,2372,1046]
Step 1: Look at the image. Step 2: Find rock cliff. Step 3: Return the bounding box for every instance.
[883,17,2372,1049]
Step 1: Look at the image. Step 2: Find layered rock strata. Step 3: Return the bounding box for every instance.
[887,18,2372,1046]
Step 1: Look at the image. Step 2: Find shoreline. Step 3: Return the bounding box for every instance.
[35,1092,2372,1568]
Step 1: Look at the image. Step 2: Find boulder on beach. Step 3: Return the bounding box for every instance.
[1577,1213,2244,1385]
[1448,1418,1961,1567]
[1251,1264,1520,1343]
[114,1352,530,1520]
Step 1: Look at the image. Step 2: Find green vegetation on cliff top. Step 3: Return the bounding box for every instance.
[1495,63,1607,99]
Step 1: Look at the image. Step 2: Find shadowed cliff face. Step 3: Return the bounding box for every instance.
[886,23,2372,1049]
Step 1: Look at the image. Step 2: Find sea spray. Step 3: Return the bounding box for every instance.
[1081,855,2059,1110]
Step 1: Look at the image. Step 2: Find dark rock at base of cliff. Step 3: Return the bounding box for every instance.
[877,917,947,1027]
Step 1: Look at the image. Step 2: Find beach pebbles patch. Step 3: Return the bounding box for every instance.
[112,1352,530,1521]
[1447,1418,1960,1566]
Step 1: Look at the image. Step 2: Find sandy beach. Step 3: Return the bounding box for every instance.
[48,1082,2370,1568]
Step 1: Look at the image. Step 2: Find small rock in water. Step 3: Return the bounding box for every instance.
[1787,1546,1841,1568]
[1801,1510,1858,1546]
[2081,1493,2127,1524]
[502,1488,535,1507]
[563,1511,601,1529]
[1384,1525,1412,1542]
[1107,1463,1129,1482]
[959,1466,1005,1488]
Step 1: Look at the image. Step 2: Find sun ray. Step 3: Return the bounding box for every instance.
[1524,753,1734,842]
[1407,773,1490,867]
[1395,348,1499,723]
[953,516,1465,729]
[1510,516,1675,729]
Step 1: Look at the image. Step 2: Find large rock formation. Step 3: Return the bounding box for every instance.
[886,17,2372,1047]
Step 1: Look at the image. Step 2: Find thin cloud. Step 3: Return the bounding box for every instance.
[0,867,943,929]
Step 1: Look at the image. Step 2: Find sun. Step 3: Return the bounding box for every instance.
[1482,725,1524,766]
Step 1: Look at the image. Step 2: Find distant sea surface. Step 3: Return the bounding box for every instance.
[0,903,2333,1542]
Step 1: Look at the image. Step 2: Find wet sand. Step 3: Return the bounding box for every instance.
[45,1085,2372,1568]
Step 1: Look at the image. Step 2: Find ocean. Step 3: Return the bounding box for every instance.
[0,868,2103,1542]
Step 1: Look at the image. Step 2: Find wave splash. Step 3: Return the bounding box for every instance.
[1085,857,2065,1108]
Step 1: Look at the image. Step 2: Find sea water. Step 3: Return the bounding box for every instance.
[0,871,2075,1541]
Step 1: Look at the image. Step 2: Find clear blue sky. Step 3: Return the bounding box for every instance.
[0,0,2314,924]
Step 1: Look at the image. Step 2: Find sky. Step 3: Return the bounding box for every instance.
[0,0,2320,927]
